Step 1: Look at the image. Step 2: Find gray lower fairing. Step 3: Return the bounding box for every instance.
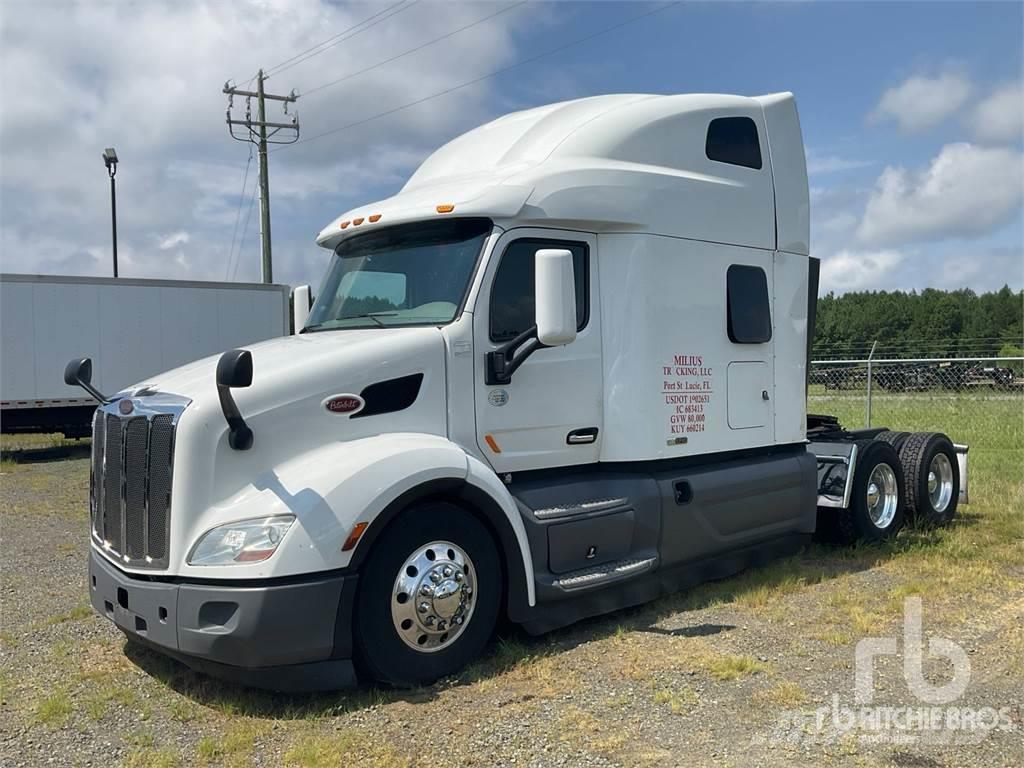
[507,443,818,634]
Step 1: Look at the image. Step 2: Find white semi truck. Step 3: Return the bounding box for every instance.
[70,93,968,691]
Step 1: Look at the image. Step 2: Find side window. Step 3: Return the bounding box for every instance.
[727,264,772,344]
[489,239,588,342]
[706,116,763,170]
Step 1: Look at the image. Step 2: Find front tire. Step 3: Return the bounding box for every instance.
[354,501,501,687]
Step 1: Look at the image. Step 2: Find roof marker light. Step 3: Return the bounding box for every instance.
[436,204,455,213]
[353,217,365,226]
[368,214,381,222]
[339,221,350,229]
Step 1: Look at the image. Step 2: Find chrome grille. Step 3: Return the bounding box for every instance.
[90,392,189,569]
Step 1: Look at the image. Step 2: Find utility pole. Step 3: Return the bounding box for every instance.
[224,71,299,283]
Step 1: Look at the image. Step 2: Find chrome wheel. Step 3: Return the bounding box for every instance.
[391,541,476,653]
[866,463,899,529]
[928,453,954,513]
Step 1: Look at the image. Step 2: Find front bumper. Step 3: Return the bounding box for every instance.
[88,549,358,691]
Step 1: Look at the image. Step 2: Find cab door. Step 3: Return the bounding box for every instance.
[473,229,602,473]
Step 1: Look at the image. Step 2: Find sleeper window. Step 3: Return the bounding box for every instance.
[489,239,588,342]
[727,265,772,344]
[706,117,763,170]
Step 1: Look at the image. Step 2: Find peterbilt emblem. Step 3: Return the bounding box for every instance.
[118,399,134,415]
[323,394,364,415]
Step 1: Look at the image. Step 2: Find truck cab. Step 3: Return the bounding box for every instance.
[80,92,964,690]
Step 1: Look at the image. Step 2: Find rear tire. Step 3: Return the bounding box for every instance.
[875,430,911,452]
[898,432,959,526]
[833,440,906,544]
[354,501,501,687]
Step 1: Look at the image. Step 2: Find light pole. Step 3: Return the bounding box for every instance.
[103,147,119,278]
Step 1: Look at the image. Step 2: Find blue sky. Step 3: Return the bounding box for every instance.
[1,1,1021,295]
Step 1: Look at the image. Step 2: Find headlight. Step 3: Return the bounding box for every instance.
[187,515,295,566]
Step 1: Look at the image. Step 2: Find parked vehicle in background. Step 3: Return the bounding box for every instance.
[1,275,292,437]
[68,92,968,692]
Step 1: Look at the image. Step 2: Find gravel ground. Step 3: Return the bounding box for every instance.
[1,437,1021,768]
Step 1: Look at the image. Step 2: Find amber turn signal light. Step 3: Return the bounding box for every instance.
[342,521,369,552]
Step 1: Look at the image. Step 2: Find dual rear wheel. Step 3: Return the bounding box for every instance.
[826,431,960,545]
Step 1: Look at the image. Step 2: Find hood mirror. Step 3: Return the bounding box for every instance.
[216,349,253,389]
[63,357,108,404]
[216,349,254,450]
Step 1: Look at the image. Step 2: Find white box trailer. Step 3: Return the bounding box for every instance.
[1,275,291,437]
[70,93,968,692]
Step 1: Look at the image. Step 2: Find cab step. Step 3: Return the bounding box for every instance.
[552,556,658,592]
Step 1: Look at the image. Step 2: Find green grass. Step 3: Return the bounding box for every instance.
[44,604,93,625]
[752,681,809,707]
[123,746,178,768]
[283,730,410,768]
[33,690,73,726]
[808,389,1023,452]
[653,685,698,713]
[700,653,769,681]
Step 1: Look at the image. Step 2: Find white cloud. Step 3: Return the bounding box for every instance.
[820,249,905,293]
[158,231,190,250]
[857,143,1024,246]
[870,72,972,133]
[819,212,858,236]
[805,149,872,175]
[968,81,1024,144]
[0,1,532,285]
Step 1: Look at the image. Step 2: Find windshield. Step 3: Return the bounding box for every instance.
[305,218,492,331]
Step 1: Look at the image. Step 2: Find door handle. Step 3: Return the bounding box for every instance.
[566,427,599,445]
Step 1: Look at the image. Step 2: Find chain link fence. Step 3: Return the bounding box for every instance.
[809,357,1024,454]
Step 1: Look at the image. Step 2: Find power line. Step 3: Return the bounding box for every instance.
[278,0,681,151]
[227,0,414,87]
[232,184,260,282]
[225,146,254,280]
[224,175,254,283]
[302,1,527,97]
[264,0,419,79]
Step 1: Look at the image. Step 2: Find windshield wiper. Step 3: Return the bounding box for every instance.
[303,312,399,332]
[342,312,398,327]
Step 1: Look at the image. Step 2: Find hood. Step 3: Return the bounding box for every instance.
[135,325,450,530]
[130,326,449,471]
[132,327,440,407]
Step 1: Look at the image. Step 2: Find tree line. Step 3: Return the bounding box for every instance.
[813,285,1023,359]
